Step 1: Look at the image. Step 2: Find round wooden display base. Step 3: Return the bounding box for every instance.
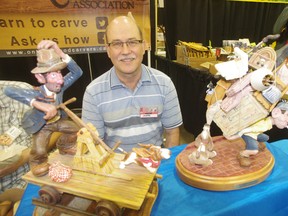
[176,136,274,191]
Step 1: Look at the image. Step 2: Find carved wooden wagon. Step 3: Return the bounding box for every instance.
[22,100,161,216]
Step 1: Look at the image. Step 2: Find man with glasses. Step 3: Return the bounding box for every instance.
[82,15,183,152]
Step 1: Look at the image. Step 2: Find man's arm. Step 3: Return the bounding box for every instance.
[164,127,180,148]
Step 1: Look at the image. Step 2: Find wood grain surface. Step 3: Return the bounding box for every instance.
[23,150,157,210]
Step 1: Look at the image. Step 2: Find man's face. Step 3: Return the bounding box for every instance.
[274,110,288,129]
[44,71,64,93]
[106,18,145,76]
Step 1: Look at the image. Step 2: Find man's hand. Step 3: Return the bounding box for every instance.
[37,40,66,59]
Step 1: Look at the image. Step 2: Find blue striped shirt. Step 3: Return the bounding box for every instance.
[82,64,182,152]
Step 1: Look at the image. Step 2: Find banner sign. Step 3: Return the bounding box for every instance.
[227,0,288,3]
[0,0,151,57]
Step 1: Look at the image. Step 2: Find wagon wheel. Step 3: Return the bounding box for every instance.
[95,200,120,216]
[38,185,61,205]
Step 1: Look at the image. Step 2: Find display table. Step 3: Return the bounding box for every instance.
[16,139,288,216]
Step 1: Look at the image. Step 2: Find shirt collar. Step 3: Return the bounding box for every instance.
[110,64,152,89]
[43,85,55,98]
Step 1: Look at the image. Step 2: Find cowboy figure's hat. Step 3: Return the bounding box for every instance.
[31,49,67,74]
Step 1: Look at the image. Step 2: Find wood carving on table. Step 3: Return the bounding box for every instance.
[176,34,288,191]
[119,144,171,173]
[22,99,167,216]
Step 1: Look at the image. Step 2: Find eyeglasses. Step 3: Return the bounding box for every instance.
[107,39,143,49]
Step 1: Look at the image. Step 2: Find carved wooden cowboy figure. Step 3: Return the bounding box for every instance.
[4,40,83,176]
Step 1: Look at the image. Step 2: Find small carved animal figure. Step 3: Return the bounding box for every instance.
[189,124,216,166]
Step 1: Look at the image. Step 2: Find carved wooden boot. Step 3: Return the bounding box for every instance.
[237,153,251,167]
[30,162,50,177]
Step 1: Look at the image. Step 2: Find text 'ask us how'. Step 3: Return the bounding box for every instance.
[10,35,103,46]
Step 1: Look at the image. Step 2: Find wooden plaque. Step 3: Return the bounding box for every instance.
[176,136,274,191]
